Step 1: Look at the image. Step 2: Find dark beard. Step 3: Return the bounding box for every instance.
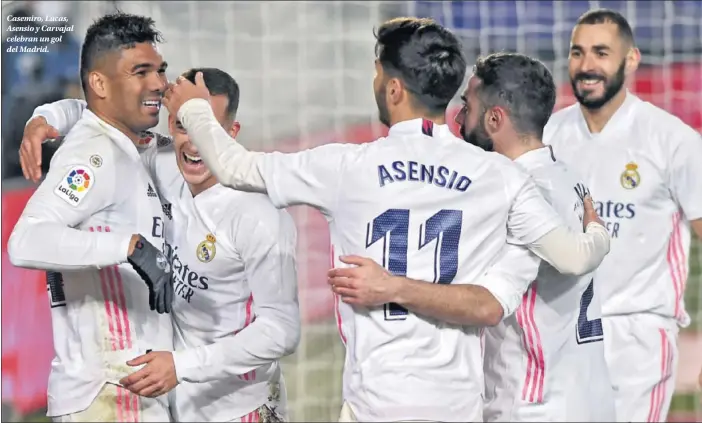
[460,111,494,152]
[571,59,626,110]
[375,84,391,128]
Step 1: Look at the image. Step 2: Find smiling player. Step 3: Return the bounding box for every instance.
[544,8,702,422]
[20,68,300,423]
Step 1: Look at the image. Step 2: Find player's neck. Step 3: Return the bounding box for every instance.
[579,89,627,134]
[87,105,143,144]
[391,110,446,127]
[188,177,218,197]
[497,136,544,161]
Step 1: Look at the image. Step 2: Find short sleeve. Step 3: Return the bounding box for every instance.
[668,128,702,220]
[507,175,562,246]
[471,243,540,318]
[257,143,361,217]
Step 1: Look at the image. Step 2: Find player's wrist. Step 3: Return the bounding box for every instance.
[127,234,141,256]
[389,275,410,305]
[126,234,159,268]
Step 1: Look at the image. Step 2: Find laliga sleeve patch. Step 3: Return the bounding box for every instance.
[54,166,95,206]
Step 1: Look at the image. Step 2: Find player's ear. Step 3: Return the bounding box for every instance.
[485,106,505,134]
[387,78,403,105]
[228,121,241,139]
[88,71,108,99]
[625,47,641,76]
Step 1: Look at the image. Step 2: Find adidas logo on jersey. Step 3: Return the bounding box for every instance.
[147,184,158,198]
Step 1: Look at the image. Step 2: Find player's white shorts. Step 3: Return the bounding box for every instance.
[603,314,679,423]
[338,402,440,423]
[50,382,170,422]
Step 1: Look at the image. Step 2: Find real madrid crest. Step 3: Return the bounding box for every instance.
[620,162,640,190]
[196,233,216,263]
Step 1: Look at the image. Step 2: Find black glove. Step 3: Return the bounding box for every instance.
[127,234,174,314]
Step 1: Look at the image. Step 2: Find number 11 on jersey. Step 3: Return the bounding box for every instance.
[366,208,463,321]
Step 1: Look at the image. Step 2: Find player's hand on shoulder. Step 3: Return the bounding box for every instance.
[121,351,178,398]
[126,234,175,314]
[163,71,211,118]
[328,255,401,307]
[20,116,60,183]
[582,194,604,230]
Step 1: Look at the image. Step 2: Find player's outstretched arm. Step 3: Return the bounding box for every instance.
[329,244,539,326]
[8,149,134,271]
[166,72,355,216]
[22,99,175,183]
[508,176,610,276]
[172,209,301,383]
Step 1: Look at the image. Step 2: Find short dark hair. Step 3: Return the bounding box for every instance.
[576,8,635,46]
[181,68,240,121]
[80,12,164,94]
[374,17,466,115]
[472,52,556,139]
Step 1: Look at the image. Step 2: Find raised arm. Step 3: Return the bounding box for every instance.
[172,208,301,382]
[176,97,357,216]
[166,74,355,216]
[22,99,174,182]
[329,243,540,327]
[8,145,134,271]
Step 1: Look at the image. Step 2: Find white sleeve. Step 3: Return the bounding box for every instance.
[507,176,562,245]
[178,98,355,216]
[171,207,300,382]
[31,99,87,137]
[177,99,268,193]
[507,175,610,276]
[668,128,702,220]
[257,143,356,215]
[471,243,540,319]
[8,147,132,271]
[527,222,610,275]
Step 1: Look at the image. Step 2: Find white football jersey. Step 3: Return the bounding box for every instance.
[483,146,615,422]
[256,118,561,422]
[544,92,702,326]
[142,140,299,422]
[8,110,173,417]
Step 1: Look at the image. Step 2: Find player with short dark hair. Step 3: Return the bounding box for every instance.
[462,52,557,149]
[373,17,466,122]
[21,66,300,422]
[545,8,702,422]
[165,17,611,421]
[9,12,174,422]
[457,52,615,421]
